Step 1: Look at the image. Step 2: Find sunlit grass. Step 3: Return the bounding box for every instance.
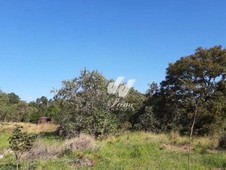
[0,123,225,169]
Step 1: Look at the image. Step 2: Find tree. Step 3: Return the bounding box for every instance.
[0,91,9,121]
[113,88,146,130]
[44,103,61,121]
[0,91,37,122]
[36,96,48,116]
[132,82,160,131]
[3,101,36,122]
[54,69,118,138]
[147,46,226,169]
[158,46,226,135]
[8,92,20,104]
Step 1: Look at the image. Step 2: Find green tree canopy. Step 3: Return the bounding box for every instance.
[158,46,226,135]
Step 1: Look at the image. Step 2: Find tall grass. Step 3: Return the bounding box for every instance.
[0,123,225,169]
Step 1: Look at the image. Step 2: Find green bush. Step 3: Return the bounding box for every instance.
[92,109,117,138]
[8,126,36,170]
[29,112,39,123]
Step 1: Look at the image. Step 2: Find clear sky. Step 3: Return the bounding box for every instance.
[0,0,226,101]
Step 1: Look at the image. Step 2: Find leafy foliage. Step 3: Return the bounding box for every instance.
[54,69,118,138]
[0,91,38,122]
[133,106,159,132]
[54,69,145,138]
[92,109,117,137]
[152,46,226,135]
[8,125,36,169]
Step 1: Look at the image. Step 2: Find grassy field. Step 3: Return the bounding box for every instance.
[0,122,225,170]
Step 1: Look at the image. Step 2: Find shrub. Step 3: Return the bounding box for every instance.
[92,109,117,138]
[8,125,36,170]
[133,106,159,132]
[29,112,39,123]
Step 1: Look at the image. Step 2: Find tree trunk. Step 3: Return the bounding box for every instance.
[188,103,198,170]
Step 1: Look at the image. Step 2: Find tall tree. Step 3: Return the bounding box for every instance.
[159,46,226,135]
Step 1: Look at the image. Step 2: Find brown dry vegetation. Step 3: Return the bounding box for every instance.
[22,134,96,160]
[0,122,57,134]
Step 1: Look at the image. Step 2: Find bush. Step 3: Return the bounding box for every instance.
[57,109,117,138]
[8,126,36,170]
[133,107,159,132]
[29,112,39,123]
[92,109,117,138]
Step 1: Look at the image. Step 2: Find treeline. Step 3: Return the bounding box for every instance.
[0,92,59,123]
[0,92,35,122]
[0,46,225,138]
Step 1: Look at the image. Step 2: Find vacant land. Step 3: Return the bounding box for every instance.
[0,122,225,170]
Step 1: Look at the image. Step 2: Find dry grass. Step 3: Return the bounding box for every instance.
[0,122,57,134]
[22,134,96,160]
[166,131,219,153]
[63,134,96,151]
[160,143,189,153]
[22,140,60,160]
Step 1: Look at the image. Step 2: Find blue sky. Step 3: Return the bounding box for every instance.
[0,0,226,101]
